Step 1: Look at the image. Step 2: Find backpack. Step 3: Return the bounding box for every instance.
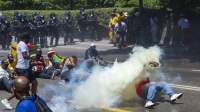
[34,95,52,112]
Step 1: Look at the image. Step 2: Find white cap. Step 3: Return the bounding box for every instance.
[91,43,96,46]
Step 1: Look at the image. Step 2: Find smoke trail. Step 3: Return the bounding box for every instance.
[72,46,163,108]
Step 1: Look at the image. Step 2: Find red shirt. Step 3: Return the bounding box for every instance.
[135,77,150,98]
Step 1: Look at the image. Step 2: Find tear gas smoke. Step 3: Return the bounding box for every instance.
[39,46,182,111]
[72,46,163,108]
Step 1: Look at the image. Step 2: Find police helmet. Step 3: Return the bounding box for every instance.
[50,12,56,17]
[80,8,84,13]
[89,9,94,16]
[14,11,19,16]
[40,15,45,19]
[21,14,26,19]
[17,14,22,19]
[65,10,71,16]
[36,15,41,20]
[32,12,37,16]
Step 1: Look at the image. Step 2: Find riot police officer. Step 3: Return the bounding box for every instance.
[20,14,29,34]
[11,12,21,43]
[87,9,98,41]
[28,12,38,44]
[0,15,11,50]
[75,8,88,42]
[35,15,47,47]
[61,10,75,45]
[47,12,60,46]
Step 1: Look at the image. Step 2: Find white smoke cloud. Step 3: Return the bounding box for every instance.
[72,46,163,108]
[39,45,182,111]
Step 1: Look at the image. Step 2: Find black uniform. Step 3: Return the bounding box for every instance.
[87,10,98,41]
[28,12,38,44]
[61,11,75,45]
[0,15,11,50]
[35,15,48,47]
[75,8,88,42]
[11,12,21,43]
[47,12,60,46]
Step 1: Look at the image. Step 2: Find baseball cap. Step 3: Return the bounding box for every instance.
[21,32,31,39]
[91,43,96,46]
[1,59,8,65]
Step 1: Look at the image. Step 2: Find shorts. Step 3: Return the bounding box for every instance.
[16,68,36,82]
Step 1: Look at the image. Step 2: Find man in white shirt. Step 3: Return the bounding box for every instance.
[15,32,38,95]
[114,19,127,49]
[178,13,190,50]
[0,59,14,109]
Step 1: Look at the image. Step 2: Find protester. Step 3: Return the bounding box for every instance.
[30,48,57,79]
[14,76,47,112]
[109,10,119,45]
[150,13,158,44]
[178,13,190,50]
[45,48,63,70]
[15,32,38,95]
[85,43,105,61]
[7,54,16,70]
[60,56,78,82]
[135,61,183,108]
[114,19,127,49]
[133,12,143,46]
[0,59,14,109]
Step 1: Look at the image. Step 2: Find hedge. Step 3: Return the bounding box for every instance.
[1,8,134,27]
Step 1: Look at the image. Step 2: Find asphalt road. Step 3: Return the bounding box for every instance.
[0,38,200,112]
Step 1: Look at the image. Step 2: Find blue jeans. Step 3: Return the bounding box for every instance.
[145,82,174,102]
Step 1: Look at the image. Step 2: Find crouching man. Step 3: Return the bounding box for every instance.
[60,56,77,83]
[30,48,57,80]
[135,62,183,108]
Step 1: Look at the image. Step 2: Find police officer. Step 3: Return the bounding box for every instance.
[75,8,88,42]
[0,15,11,50]
[87,9,98,41]
[20,14,29,34]
[47,12,60,46]
[28,12,38,44]
[35,15,47,47]
[11,12,21,43]
[61,10,75,45]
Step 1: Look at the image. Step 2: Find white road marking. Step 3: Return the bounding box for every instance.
[191,70,200,72]
[169,83,200,91]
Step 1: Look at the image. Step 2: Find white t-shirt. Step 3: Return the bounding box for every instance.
[0,66,9,79]
[150,17,158,28]
[114,22,127,32]
[178,18,190,29]
[16,41,30,69]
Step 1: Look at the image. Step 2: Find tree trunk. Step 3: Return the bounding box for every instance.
[139,0,143,15]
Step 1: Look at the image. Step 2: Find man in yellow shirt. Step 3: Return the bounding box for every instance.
[109,10,118,45]
[7,54,16,70]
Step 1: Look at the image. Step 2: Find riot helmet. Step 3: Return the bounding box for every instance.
[65,10,71,16]
[89,9,94,16]
[80,8,84,14]
[50,12,56,19]
[17,14,22,19]
[21,14,26,21]
[0,15,7,23]
[32,12,37,17]
[14,11,19,16]
[36,15,41,21]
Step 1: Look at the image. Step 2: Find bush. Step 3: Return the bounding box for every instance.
[1,8,134,27]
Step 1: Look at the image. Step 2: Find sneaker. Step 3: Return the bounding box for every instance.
[1,99,12,109]
[51,70,57,80]
[170,93,183,102]
[145,101,155,108]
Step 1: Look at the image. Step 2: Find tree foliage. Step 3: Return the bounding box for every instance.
[0,0,199,10]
